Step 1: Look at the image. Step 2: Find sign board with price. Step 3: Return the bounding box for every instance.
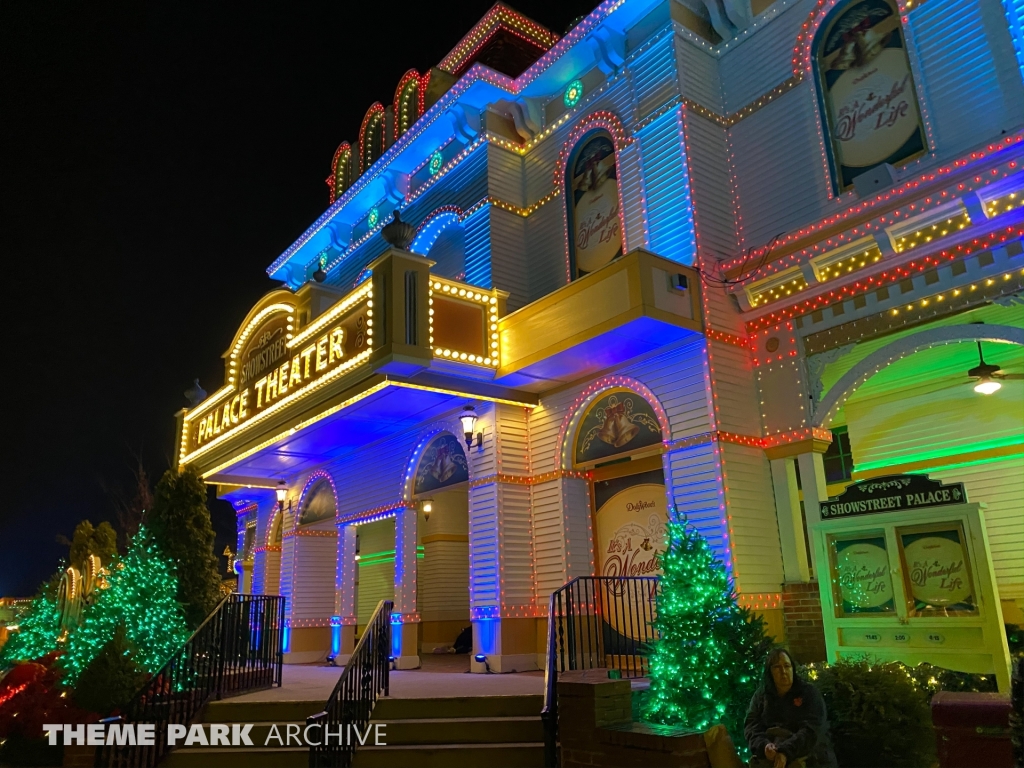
[813,475,1011,692]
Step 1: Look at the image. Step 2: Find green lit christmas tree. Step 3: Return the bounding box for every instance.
[60,527,189,685]
[0,590,61,669]
[644,519,772,752]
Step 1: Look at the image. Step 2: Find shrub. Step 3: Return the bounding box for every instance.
[72,625,146,716]
[806,659,935,768]
[148,465,223,628]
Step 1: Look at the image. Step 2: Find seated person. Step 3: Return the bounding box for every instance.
[744,649,837,768]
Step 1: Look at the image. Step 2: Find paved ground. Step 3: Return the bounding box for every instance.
[231,654,545,703]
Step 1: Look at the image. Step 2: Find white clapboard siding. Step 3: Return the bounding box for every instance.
[727,88,831,250]
[468,481,500,612]
[463,204,494,290]
[930,458,1024,599]
[499,482,536,610]
[720,442,785,593]
[424,223,465,281]
[563,476,596,582]
[531,478,568,594]
[717,0,802,112]
[667,440,726,554]
[490,207,529,309]
[844,381,1023,473]
[674,34,723,112]
[291,535,338,621]
[420,541,470,621]
[682,112,738,263]
[280,535,296,618]
[357,518,396,625]
[708,338,763,435]
[618,139,651,254]
[488,142,525,207]
[631,35,680,121]
[496,404,531,475]
[263,550,282,599]
[910,0,1024,157]
[525,198,568,303]
[357,561,395,626]
[639,106,697,264]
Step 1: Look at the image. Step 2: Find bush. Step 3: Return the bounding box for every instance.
[806,659,935,768]
[72,625,146,716]
[148,466,223,628]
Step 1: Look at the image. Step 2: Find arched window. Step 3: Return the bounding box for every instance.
[566,131,623,280]
[814,0,927,193]
[414,433,468,495]
[299,479,337,526]
[573,387,662,469]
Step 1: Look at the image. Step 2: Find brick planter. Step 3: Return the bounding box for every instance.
[557,668,741,767]
[782,581,827,662]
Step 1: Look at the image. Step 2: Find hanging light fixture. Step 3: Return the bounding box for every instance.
[966,341,1021,394]
[459,405,482,448]
[276,481,287,510]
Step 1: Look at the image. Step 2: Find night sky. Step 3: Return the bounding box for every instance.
[2,1,597,596]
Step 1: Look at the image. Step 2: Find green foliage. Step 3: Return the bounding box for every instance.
[643,519,773,754]
[60,527,189,685]
[805,659,935,768]
[72,625,146,716]
[148,465,223,628]
[68,520,118,570]
[0,587,61,670]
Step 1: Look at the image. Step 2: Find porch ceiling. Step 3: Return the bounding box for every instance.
[207,383,471,486]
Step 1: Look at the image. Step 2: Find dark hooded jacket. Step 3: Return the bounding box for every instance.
[744,657,837,767]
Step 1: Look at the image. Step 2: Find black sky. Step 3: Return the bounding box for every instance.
[1,0,597,596]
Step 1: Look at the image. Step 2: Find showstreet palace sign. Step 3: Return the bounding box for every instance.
[820,474,967,519]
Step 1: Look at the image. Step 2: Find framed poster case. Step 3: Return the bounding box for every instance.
[814,500,1011,692]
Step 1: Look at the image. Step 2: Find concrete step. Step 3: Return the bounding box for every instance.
[200,698,323,723]
[162,746,307,768]
[377,715,543,745]
[352,741,545,768]
[372,694,543,720]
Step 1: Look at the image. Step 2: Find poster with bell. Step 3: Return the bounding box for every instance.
[813,474,1011,691]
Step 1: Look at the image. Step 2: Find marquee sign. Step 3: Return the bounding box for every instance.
[185,292,371,455]
[821,474,966,519]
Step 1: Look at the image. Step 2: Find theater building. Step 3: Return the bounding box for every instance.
[177,0,1024,671]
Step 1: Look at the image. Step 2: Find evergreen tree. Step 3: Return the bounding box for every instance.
[148,465,223,628]
[0,588,61,669]
[73,625,147,715]
[61,527,189,685]
[644,519,773,752]
[67,520,118,570]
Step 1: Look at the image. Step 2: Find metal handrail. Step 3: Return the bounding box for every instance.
[95,593,286,768]
[307,599,393,768]
[541,576,659,767]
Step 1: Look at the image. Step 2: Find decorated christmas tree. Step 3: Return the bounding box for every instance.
[60,527,190,685]
[0,590,61,669]
[644,519,772,752]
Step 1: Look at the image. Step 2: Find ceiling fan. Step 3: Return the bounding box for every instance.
[967,341,1023,394]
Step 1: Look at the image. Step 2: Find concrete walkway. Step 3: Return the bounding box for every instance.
[231,654,545,703]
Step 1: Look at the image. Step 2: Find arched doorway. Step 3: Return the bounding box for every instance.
[263,511,283,597]
[412,432,471,661]
[812,317,1024,623]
